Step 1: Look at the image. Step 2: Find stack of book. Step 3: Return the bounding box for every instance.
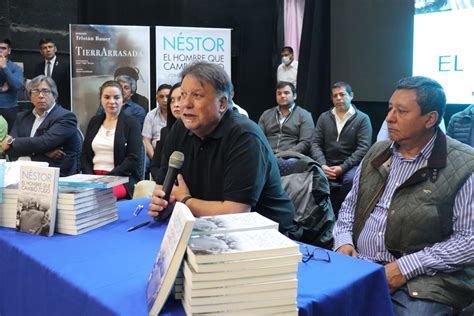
[178,213,301,315]
[55,174,129,235]
[55,187,118,235]
[0,185,19,229]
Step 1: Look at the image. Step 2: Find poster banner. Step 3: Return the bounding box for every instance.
[155,26,231,87]
[70,24,150,133]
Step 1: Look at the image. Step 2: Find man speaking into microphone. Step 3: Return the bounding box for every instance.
[149,62,301,239]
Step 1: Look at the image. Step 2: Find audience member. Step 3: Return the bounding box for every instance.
[229,83,248,117]
[1,75,81,176]
[114,66,149,112]
[82,80,143,199]
[0,38,24,132]
[150,82,181,179]
[377,117,446,142]
[142,84,172,161]
[97,75,146,127]
[277,46,298,87]
[333,76,474,315]
[148,62,301,239]
[33,38,71,110]
[447,104,474,147]
[258,81,314,155]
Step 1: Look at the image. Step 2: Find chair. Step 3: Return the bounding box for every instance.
[276,151,336,249]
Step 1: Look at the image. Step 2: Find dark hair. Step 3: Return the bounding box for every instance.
[166,82,182,127]
[276,81,296,94]
[38,38,55,47]
[396,76,446,126]
[99,80,124,99]
[27,75,59,98]
[281,46,293,54]
[180,61,232,104]
[332,81,353,95]
[0,38,12,48]
[156,84,172,93]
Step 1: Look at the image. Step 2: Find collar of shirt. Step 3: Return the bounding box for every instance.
[32,103,55,119]
[277,103,295,125]
[46,55,57,65]
[331,104,355,138]
[390,129,438,163]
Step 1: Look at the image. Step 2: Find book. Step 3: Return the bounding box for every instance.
[55,214,118,235]
[16,165,60,237]
[187,253,302,273]
[182,260,298,282]
[56,205,117,225]
[181,295,296,314]
[183,278,297,298]
[183,287,297,305]
[57,193,116,211]
[4,161,49,187]
[186,229,300,265]
[56,211,117,231]
[181,304,297,316]
[58,174,129,189]
[176,272,297,290]
[192,212,278,236]
[146,202,196,316]
[58,186,113,201]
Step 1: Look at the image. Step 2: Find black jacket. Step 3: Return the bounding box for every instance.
[81,112,143,198]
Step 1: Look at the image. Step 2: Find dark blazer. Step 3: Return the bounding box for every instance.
[81,112,143,198]
[34,56,71,110]
[8,104,82,176]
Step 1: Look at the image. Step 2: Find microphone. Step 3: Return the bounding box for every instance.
[154,151,185,222]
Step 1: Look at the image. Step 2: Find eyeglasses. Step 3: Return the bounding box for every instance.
[30,89,52,96]
[301,245,331,263]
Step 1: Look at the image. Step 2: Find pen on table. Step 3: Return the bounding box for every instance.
[127,220,150,232]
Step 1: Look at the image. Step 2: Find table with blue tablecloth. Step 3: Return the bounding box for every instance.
[0,198,393,315]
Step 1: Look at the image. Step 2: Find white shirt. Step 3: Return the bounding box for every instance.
[232,102,249,117]
[43,56,57,76]
[331,104,356,140]
[142,107,167,148]
[92,126,115,172]
[30,103,56,137]
[277,60,298,87]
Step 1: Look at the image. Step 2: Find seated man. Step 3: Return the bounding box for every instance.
[310,82,371,195]
[447,103,474,147]
[377,117,446,142]
[142,84,171,161]
[258,81,314,155]
[97,74,146,127]
[1,75,81,176]
[148,62,302,239]
[333,76,473,315]
[277,46,298,87]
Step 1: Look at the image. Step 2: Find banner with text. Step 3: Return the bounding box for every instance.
[155,26,231,87]
[70,24,150,133]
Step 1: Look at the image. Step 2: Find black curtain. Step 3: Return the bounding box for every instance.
[298,0,331,120]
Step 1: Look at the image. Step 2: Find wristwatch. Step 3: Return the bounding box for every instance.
[181,195,193,205]
[6,136,15,145]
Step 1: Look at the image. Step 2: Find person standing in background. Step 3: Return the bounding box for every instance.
[0,38,24,132]
[277,46,298,87]
[34,38,71,110]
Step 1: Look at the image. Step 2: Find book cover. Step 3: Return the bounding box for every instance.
[16,166,60,237]
[192,212,278,236]
[188,253,302,273]
[146,202,196,316]
[58,174,129,189]
[187,229,300,264]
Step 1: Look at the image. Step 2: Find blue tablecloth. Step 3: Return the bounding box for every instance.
[0,198,393,315]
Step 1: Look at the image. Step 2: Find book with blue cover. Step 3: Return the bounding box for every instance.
[58,174,128,188]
